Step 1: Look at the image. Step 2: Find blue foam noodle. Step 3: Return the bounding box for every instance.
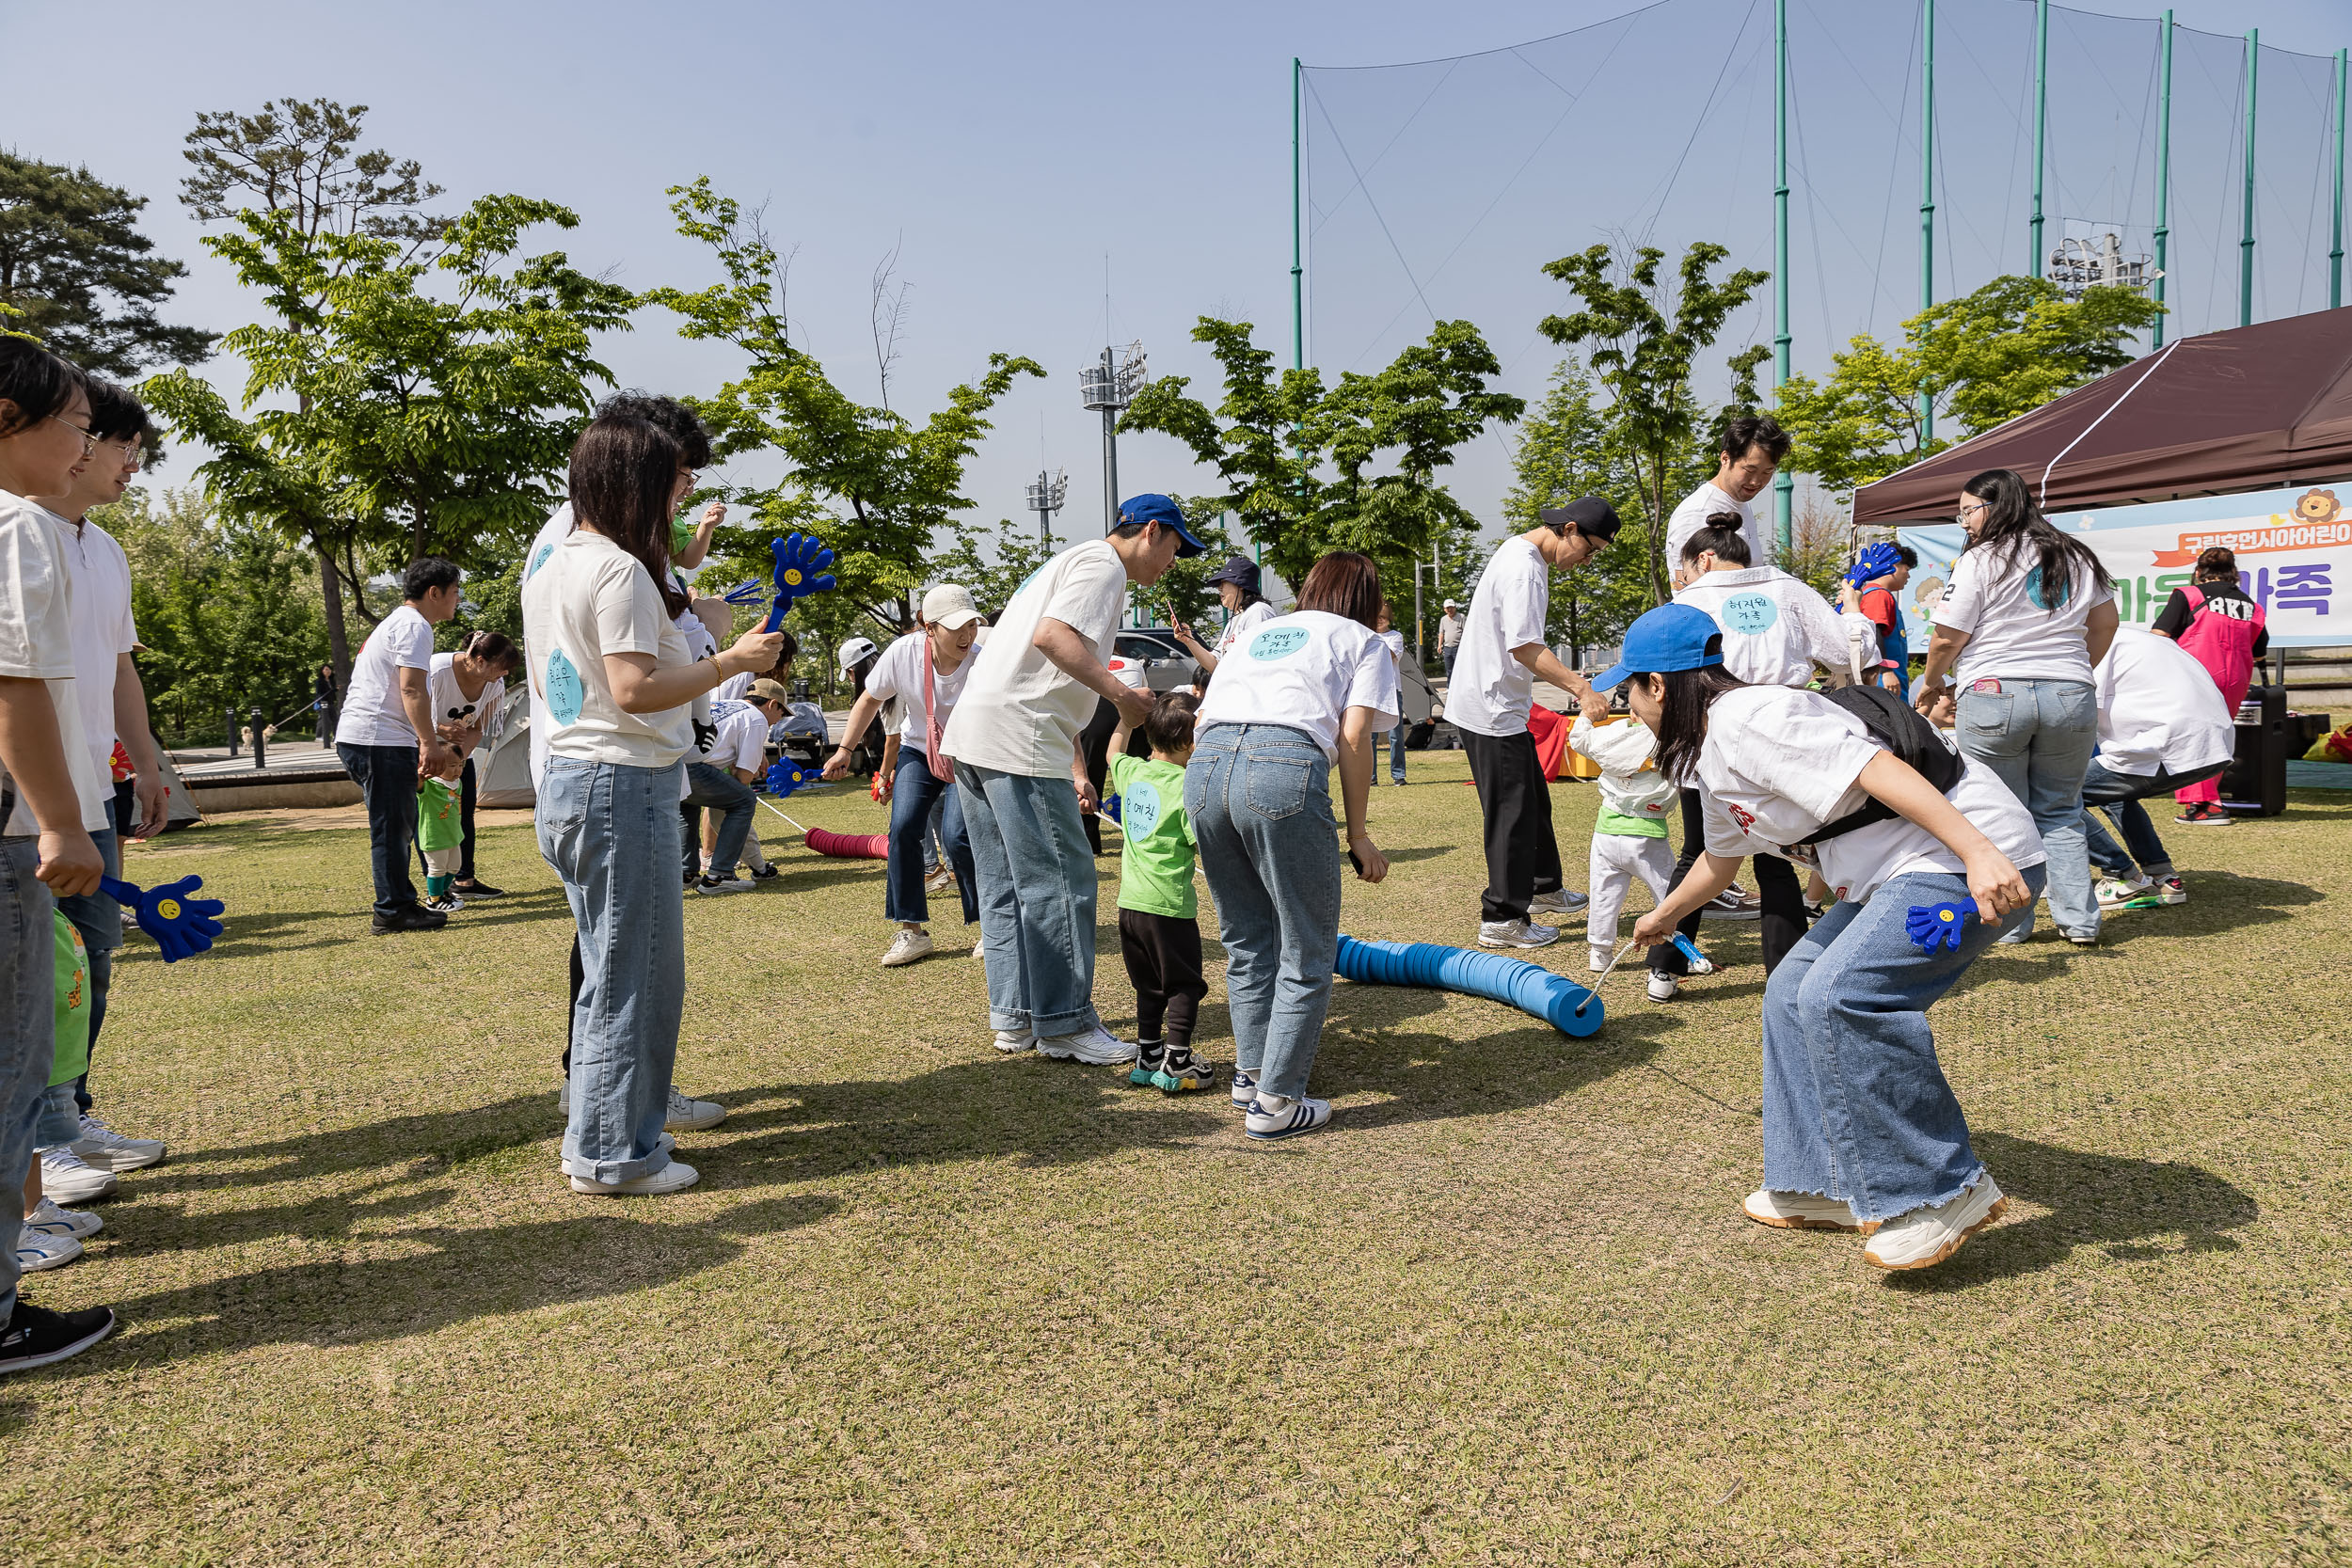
[1334,935,1602,1037]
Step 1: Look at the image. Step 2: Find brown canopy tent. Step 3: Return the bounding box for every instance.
[1852,309,2352,527]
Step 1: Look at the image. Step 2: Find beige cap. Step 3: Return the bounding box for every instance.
[922,583,982,630]
[745,678,793,705]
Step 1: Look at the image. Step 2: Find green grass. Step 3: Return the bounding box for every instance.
[6,755,2348,1565]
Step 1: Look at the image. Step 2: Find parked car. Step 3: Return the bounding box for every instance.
[1108,627,1200,693]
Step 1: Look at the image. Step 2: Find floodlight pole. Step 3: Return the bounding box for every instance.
[2242,28,2259,328]
[1101,347,1120,533]
[1292,56,1306,376]
[2153,11,2173,347]
[2029,0,2048,278]
[1772,0,1792,562]
[2331,48,2345,310]
[1919,0,1936,443]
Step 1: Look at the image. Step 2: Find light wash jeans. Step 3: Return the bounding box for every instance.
[537,755,685,1184]
[955,762,1101,1039]
[1186,723,1343,1101]
[1955,678,2097,940]
[53,799,119,1114]
[888,749,977,927]
[679,760,754,885]
[1762,864,2046,1224]
[1,838,56,1319]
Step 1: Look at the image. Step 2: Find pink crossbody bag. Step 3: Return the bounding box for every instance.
[923,642,955,782]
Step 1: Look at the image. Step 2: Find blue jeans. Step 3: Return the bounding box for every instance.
[888,750,977,926]
[1955,679,2096,940]
[955,763,1101,1038]
[919,790,948,874]
[537,755,686,1184]
[679,760,754,883]
[54,797,121,1114]
[2078,758,2225,879]
[1386,725,1406,784]
[1,838,55,1319]
[1762,864,2046,1224]
[336,741,421,918]
[1187,723,1343,1101]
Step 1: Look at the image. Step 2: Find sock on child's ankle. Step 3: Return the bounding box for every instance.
[1255,1092,1293,1116]
[1136,1037,1165,1062]
[426,874,451,896]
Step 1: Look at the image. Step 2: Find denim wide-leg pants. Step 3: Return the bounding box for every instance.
[888,749,978,927]
[0,839,55,1319]
[955,762,1100,1039]
[1955,679,2096,940]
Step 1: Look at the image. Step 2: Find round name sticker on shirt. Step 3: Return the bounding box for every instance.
[1248,626,1311,660]
[526,542,557,580]
[1719,592,1779,635]
[546,648,585,725]
[1125,778,1164,839]
[2025,564,2072,610]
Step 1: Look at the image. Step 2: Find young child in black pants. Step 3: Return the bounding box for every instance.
[1108,693,1214,1092]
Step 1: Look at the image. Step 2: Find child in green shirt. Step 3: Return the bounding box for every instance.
[1108,694,1214,1093]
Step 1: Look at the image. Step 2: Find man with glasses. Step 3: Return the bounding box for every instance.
[26,380,173,1184]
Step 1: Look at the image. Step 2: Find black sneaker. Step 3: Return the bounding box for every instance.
[0,1299,115,1375]
[371,905,449,936]
[453,879,505,899]
[750,864,781,881]
[1127,1039,1166,1088]
[1151,1045,1217,1094]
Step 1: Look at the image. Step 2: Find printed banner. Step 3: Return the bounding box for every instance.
[1897,481,2348,648]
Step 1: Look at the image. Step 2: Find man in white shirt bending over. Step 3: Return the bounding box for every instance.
[1663,413,1791,571]
[334,558,462,935]
[1449,497,1616,949]
[2077,626,2236,911]
[941,493,1203,1063]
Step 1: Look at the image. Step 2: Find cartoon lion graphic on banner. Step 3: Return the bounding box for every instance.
[2293,487,2343,525]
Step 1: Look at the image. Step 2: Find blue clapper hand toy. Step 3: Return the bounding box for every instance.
[103,875,223,962]
[718,578,770,608]
[1905,900,1979,953]
[1843,541,1906,591]
[762,533,837,632]
[764,760,812,798]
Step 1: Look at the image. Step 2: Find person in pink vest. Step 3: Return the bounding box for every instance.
[2150,547,2267,827]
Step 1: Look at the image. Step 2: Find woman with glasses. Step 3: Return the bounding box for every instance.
[1913,468,2118,945]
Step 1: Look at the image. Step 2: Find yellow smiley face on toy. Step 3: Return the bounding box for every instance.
[1938,909,1956,925]
[783,568,803,586]
[156,897,182,921]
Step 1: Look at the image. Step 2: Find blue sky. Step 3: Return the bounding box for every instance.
[7,0,2347,558]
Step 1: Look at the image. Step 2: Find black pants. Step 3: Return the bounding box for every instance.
[412,756,479,884]
[1119,909,1207,1048]
[561,935,582,1077]
[1460,727,1563,923]
[337,741,421,919]
[1647,787,1809,976]
[1078,697,1126,854]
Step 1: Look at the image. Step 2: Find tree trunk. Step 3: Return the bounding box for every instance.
[317,536,354,690]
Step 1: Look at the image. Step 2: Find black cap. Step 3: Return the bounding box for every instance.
[1201,555,1262,594]
[1539,496,1621,542]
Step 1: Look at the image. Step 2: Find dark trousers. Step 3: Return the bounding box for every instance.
[413,756,479,884]
[1461,727,1563,923]
[337,742,421,919]
[562,934,582,1076]
[1647,787,1808,976]
[1119,908,1207,1048]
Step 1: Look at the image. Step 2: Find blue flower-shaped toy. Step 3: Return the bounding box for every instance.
[764,760,813,798]
[1906,900,1975,953]
[763,533,837,631]
[103,874,224,962]
[1843,542,1906,591]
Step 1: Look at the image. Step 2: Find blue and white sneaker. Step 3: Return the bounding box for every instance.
[24,1197,100,1240]
[1245,1096,1333,1141]
[1229,1069,1258,1114]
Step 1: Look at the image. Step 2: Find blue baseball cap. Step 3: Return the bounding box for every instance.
[1588,603,1725,691]
[1117,494,1208,559]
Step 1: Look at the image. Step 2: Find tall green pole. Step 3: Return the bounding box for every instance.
[2332,48,2346,310]
[2153,11,2173,346]
[1291,56,1305,373]
[2030,0,2049,277]
[2241,29,2259,328]
[1919,0,1935,443]
[1772,0,1791,560]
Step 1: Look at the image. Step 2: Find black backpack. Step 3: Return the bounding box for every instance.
[1794,685,1966,845]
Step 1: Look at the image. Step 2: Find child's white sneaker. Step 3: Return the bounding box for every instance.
[1588,945,1613,974]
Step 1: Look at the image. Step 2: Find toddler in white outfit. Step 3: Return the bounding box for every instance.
[1569,687,1677,972]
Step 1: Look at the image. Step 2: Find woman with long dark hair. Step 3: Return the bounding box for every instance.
[1187,550,1396,1141]
[521,415,780,1196]
[1609,603,2044,1270]
[1915,468,2117,944]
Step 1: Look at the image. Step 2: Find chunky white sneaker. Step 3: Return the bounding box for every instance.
[14,1225,82,1273]
[1528,889,1588,917]
[1036,1023,1136,1066]
[880,927,934,968]
[1742,1188,1864,1232]
[1863,1175,2008,1270]
[569,1160,701,1196]
[38,1147,118,1204]
[1245,1095,1334,1141]
[993,1029,1036,1054]
[1478,918,1560,949]
[70,1114,166,1172]
[24,1197,101,1240]
[664,1086,726,1131]
[556,1079,570,1115]
[1646,972,1679,1002]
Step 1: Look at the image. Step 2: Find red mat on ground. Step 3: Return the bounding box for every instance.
[804,827,888,859]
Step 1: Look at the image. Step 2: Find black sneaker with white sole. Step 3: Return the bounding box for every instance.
[453,879,506,899]
[0,1299,115,1375]
[371,904,448,935]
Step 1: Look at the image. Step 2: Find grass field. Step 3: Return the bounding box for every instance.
[5,753,2348,1566]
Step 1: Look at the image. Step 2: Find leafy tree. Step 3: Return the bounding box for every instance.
[930,518,1059,624]
[647,178,1044,634]
[1501,357,1653,657]
[1120,317,1522,601]
[0,150,215,377]
[1774,276,2165,494]
[1537,242,1771,604]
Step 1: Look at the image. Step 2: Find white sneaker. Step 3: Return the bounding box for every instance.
[24,1196,101,1240]
[15,1225,82,1273]
[664,1085,726,1131]
[38,1147,118,1204]
[1228,1069,1259,1113]
[70,1114,166,1172]
[1036,1022,1136,1065]
[569,1160,701,1196]
[1478,918,1560,949]
[2095,873,2154,910]
[1742,1188,1864,1232]
[556,1078,569,1115]
[924,866,955,895]
[1245,1095,1334,1141]
[1528,889,1588,917]
[1588,946,1613,974]
[1646,972,1679,1002]
[881,927,934,968]
[1863,1175,2008,1270]
[993,1029,1035,1054]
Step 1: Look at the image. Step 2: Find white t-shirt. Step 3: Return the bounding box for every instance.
[426,653,506,750]
[714,670,754,705]
[1935,540,2115,686]
[1195,610,1400,761]
[940,538,1130,778]
[1447,534,1549,737]
[1696,685,2046,908]
[1214,598,1279,657]
[1665,480,1764,571]
[0,495,110,834]
[520,531,695,768]
[1674,565,1855,689]
[2093,627,2235,779]
[522,503,574,787]
[864,631,972,753]
[52,509,136,778]
[706,698,770,775]
[334,602,436,749]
